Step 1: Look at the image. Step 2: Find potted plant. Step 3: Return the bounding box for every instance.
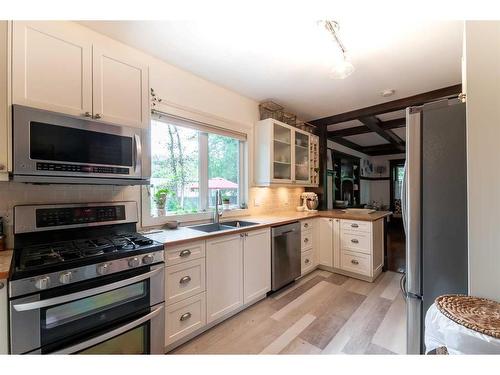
[153,187,171,217]
[222,193,231,209]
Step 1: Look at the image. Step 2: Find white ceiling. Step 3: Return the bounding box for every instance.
[79,20,463,122]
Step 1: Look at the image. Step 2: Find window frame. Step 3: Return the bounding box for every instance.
[141,113,249,228]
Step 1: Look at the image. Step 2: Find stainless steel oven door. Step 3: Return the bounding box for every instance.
[44,303,164,355]
[10,264,164,354]
[13,105,150,184]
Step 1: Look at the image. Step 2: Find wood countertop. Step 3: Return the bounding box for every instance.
[143,210,392,247]
[0,250,13,280]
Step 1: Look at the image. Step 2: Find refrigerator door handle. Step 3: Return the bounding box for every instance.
[402,162,407,235]
[400,272,407,298]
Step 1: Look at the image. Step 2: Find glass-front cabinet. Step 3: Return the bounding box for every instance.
[255,119,317,186]
[272,123,292,181]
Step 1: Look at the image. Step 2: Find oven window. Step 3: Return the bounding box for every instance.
[30,121,133,166]
[77,324,149,355]
[45,282,146,329]
[41,280,150,349]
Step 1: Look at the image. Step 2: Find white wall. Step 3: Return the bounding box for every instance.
[464,21,500,301]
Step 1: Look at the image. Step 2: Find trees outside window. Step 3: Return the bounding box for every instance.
[149,119,244,218]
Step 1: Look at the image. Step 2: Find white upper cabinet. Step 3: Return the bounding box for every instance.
[12,21,93,117]
[92,44,149,128]
[255,118,316,186]
[0,21,10,180]
[243,228,271,304]
[11,21,149,128]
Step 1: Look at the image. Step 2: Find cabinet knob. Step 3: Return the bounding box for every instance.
[304,238,309,243]
[179,276,192,284]
[351,239,359,244]
[304,223,309,228]
[180,312,192,322]
[179,249,191,258]
[351,259,359,265]
[0,281,4,289]
[83,111,92,117]
[351,223,359,228]
[94,113,102,119]
[305,258,310,264]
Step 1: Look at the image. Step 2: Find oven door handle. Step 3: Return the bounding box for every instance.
[134,134,142,173]
[12,267,162,312]
[51,304,164,354]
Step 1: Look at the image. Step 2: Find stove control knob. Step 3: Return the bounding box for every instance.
[142,254,154,265]
[35,276,51,290]
[59,271,73,284]
[128,257,140,268]
[96,263,110,275]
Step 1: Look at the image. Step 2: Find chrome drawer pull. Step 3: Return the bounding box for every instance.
[351,223,359,228]
[351,239,359,244]
[179,249,191,257]
[179,276,191,284]
[351,259,359,265]
[180,312,192,321]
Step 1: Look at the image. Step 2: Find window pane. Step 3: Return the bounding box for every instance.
[208,134,239,208]
[150,120,199,216]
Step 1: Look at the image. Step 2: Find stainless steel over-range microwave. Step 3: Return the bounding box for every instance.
[12,105,150,185]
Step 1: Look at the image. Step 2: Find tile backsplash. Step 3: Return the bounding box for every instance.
[0,182,304,248]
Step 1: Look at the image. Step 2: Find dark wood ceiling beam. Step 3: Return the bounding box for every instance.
[310,84,461,127]
[358,116,405,151]
[327,118,406,138]
[362,143,405,156]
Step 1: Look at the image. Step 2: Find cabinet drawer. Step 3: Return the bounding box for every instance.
[341,220,371,233]
[166,258,206,305]
[165,241,205,266]
[165,292,206,346]
[301,249,315,275]
[301,219,314,231]
[340,250,371,276]
[301,229,314,251]
[341,231,371,255]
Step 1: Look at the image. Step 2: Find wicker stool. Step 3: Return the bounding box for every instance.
[425,294,500,354]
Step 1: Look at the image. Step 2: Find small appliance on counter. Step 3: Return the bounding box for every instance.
[9,201,165,354]
[299,192,319,212]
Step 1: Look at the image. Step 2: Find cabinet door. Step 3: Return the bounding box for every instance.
[243,229,271,304]
[206,234,243,323]
[319,218,333,267]
[0,21,9,180]
[12,21,93,117]
[333,218,341,268]
[92,44,149,128]
[271,122,292,183]
[294,130,310,183]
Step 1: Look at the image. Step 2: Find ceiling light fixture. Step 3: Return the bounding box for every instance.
[319,20,355,79]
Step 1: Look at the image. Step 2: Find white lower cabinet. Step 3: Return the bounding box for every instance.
[319,218,334,267]
[165,292,206,346]
[206,234,244,324]
[243,228,271,304]
[165,258,205,306]
[301,249,314,275]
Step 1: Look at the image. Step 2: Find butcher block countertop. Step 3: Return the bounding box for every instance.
[0,250,13,280]
[144,210,392,247]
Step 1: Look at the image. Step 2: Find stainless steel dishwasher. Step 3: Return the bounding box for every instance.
[271,221,301,291]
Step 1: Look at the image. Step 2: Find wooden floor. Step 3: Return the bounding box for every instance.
[171,270,407,355]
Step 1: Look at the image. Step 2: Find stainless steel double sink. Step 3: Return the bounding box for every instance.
[189,220,259,233]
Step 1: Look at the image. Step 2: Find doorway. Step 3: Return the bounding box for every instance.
[388,159,406,273]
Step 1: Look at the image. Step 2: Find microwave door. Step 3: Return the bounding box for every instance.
[13,105,148,184]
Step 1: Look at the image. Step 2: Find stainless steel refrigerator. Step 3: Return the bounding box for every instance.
[402,100,468,354]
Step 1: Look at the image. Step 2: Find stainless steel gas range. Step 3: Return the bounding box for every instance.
[9,201,165,354]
